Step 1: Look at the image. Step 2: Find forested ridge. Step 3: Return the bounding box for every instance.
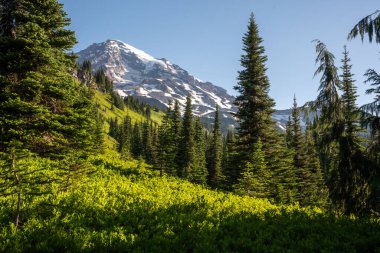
[0,1,379,252]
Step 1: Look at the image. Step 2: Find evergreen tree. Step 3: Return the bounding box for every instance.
[334,46,369,214]
[172,100,182,142]
[313,42,370,214]
[290,96,308,201]
[191,117,208,184]
[361,69,380,212]
[233,13,294,202]
[142,121,154,164]
[77,60,93,87]
[285,115,293,148]
[131,122,143,158]
[94,111,105,153]
[157,104,177,176]
[0,0,101,226]
[208,105,224,188]
[94,68,113,93]
[312,40,342,183]
[304,120,328,206]
[0,0,99,157]
[111,91,125,110]
[234,14,277,165]
[222,126,238,189]
[177,95,195,179]
[149,122,158,165]
[234,138,270,198]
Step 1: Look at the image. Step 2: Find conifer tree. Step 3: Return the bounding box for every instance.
[157,103,177,176]
[177,95,195,179]
[94,111,105,153]
[233,13,294,201]
[234,14,277,164]
[150,122,159,165]
[312,40,342,181]
[222,126,238,188]
[361,70,380,212]
[304,120,328,206]
[234,138,270,198]
[172,100,182,142]
[192,117,208,184]
[0,0,101,226]
[208,105,224,188]
[0,0,99,157]
[94,68,113,93]
[313,42,370,213]
[77,60,93,87]
[131,122,143,158]
[290,96,308,201]
[285,115,293,148]
[334,46,369,214]
[142,122,154,164]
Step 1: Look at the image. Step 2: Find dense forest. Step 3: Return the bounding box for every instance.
[0,0,379,252]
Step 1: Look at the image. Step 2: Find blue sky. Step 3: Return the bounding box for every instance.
[61,0,379,109]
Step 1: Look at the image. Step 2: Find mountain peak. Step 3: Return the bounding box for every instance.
[77,40,237,129]
[104,39,157,63]
[77,40,312,133]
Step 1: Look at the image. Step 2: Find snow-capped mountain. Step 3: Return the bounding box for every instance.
[272,108,317,132]
[77,39,237,129]
[77,39,313,133]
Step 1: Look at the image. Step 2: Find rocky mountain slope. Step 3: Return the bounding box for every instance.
[77,40,237,129]
[78,39,312,132]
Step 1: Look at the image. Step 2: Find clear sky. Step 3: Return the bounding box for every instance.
[61,0,379,109]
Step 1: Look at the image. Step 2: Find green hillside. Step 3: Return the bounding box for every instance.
[1,89,377,252]
[94,90,163,125]
[1,153,379,252]
[93,90,163,150]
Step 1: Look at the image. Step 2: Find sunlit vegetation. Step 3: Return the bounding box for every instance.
[1,153,379,252]
[0,0,379,252]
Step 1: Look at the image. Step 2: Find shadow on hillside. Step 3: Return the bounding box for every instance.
[7,198,380,253]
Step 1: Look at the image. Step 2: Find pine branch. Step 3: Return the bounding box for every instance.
[348,10,380,43]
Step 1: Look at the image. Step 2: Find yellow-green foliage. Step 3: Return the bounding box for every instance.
[93,90,163,150]
[94,90,163,125]
[0,153,379,252]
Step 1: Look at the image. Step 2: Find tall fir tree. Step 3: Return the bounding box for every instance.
[233,138,270,198]
[157,104,177,176]
[0,0,99,157]
[290,96,308,201]
[222,126,238,189]
[172,100,182,142]
[304,120,328,206]
[208,105,224,188]
[177,95,195,179]
[131,122,143,158]
[142,121,154,164]
[361,70,380,212]
[334,46,369,214]
[233,13,294,201]
[234,13,276,164]
[285,115,293,149]
[192,117,208,184]
[312,40,342,175]
[0,0,100,226]
[313,42,370,214]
